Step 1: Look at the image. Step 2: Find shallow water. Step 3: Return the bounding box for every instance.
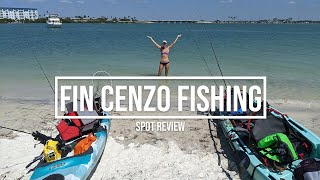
[0,23,319,104]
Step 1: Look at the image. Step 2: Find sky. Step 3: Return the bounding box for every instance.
[0,0,319,20]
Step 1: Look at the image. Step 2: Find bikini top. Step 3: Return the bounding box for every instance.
[161,48,169,55]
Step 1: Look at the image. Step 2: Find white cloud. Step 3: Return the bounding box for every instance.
[220,0,232,3]
[60,0,73,3]
[288,1,296,4]
[76,0,85,4]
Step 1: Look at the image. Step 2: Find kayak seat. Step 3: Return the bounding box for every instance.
[248,108,311,169]
[66,100,100,115]
[76,110,99,133]
[230,104,289,142]
[67,112,82,127]
[252,110,289,142]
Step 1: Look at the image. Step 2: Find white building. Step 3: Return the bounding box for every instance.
[0,7,38,20]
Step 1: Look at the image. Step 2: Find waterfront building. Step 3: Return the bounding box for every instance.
[0,7,38,20]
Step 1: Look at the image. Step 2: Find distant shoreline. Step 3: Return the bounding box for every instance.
[1,21,320,24]
[1,18,320,24]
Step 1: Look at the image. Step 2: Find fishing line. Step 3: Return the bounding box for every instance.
[181,18,218,87]
[1,49,56,136]
[33,51,55,94]
[193,11,232,177]
[183,22,214,76]
[196,9,230,87]
[0,125,32,135]
[32,51,59,130]
[0,160,32,170]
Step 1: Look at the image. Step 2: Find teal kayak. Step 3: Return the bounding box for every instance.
[217,104,320,180]
[30,115,110,180]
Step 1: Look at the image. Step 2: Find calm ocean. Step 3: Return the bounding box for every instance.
[0,23,319,104]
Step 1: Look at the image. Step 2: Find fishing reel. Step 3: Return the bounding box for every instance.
[32,131,54,145]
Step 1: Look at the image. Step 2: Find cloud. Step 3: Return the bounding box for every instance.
[76,0,85,4]
[220,0,232,3]
[60,0,73,3]
[288,1,296,4]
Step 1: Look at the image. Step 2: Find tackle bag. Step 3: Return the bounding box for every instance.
[293,158,320,180]
[43,140,62,162]
[74,133,96,155]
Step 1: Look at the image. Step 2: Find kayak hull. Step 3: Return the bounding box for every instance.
[30,117,110,180]
[219,107,320,180]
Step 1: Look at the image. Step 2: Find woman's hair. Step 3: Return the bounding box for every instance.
[160,46,165,51]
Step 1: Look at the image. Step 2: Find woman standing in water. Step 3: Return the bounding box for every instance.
[147,34,182,76]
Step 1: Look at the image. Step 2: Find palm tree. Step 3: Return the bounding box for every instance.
[228,16,236,20]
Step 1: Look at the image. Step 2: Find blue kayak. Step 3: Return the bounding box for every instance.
[218,104,320,180]
[30,117,110,180]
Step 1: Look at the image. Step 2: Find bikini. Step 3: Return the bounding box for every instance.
[160,61,169,65]
[160,49,170,65]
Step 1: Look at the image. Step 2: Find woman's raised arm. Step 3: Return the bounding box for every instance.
[147,36,161,49]
[168,34,182,49]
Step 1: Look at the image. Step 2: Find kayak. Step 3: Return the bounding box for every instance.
[30,115,110,180]
[215,103,320,180]
[30,116,110,180]
[27,97,111,180]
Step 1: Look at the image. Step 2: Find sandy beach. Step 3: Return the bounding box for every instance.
[0,1,319,178]
[0,99,319,180]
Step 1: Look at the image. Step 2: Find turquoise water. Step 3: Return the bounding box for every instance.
[0,23,319,103]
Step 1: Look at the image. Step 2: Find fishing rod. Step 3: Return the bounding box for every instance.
[0,52,56,138]
[33,51,55,94]
[196,9,229,87]
[181,18,219,87]
[0,125,32,135]
[3,125,56,170]
[0,125,53,143]
[193,10,234,178]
